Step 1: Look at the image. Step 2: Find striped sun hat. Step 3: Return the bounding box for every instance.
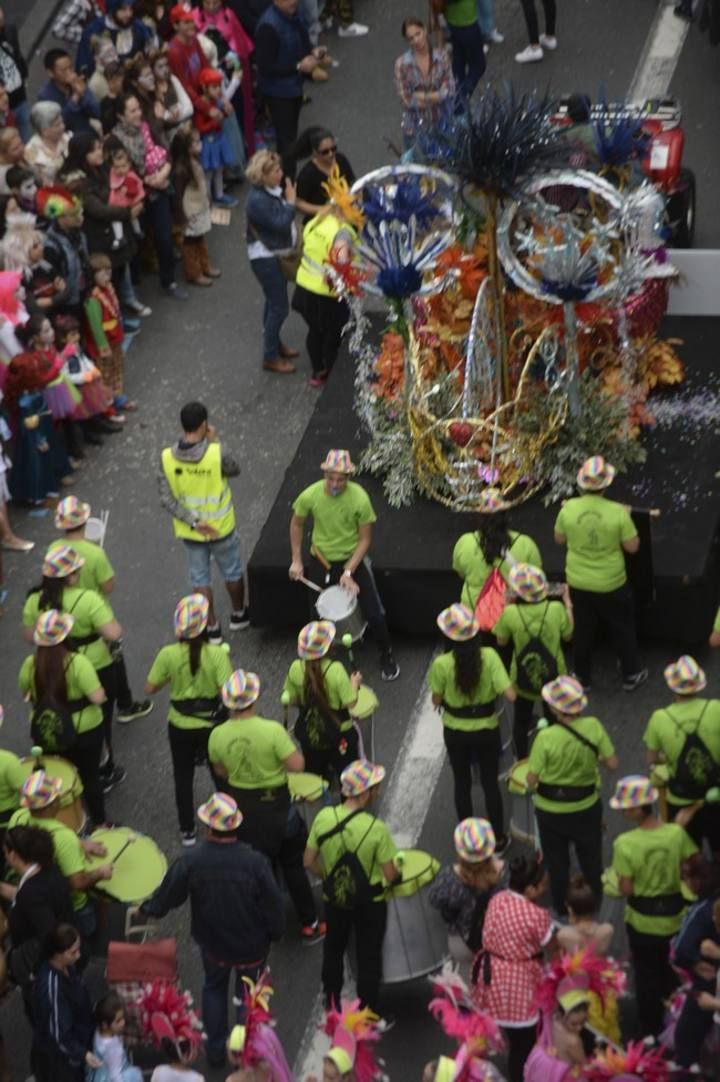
[21,770,63,810]
[54,496,91,531]
[478,488,509,514]
[609,775,659,810]
[298,620,336,660]
[340,758,386,797]
[222,669,261,711]
[174,594,210,640]
[453,817,496,863]
[437,603,479,642]
[320,449,355,474]
[33,609,74,647]
[541,675,588,716]
[42,544,85,579]
[664,655,707,695]
[576,455,616,491]
[197,792,243,831]
[509,562,548,603]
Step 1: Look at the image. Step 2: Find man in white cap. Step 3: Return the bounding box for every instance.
[289,449,399,681]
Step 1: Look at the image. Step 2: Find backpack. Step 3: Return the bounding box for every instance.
[293,663,348,752]
[514,602,559,695]
[30,697,78,753]
[666,703,720,800]
[316,809,378,911]
[474,536,518,632]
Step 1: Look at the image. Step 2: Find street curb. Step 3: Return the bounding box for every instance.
[19,0,65,61]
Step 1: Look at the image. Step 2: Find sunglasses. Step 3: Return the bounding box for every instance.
[318,145,337,156]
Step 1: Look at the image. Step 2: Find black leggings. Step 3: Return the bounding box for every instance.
[66,724,105,827]
[97,662,117,768]
[167,724,217,834]
[504,1024,537,1082]
[300,724,359,786]
[512,695,537,759]
[443,725,504,837]
[520,0,557,43]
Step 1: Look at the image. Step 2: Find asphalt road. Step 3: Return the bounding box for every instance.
[1,0,720,1078]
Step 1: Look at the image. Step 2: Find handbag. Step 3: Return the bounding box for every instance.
[277,229,304,283]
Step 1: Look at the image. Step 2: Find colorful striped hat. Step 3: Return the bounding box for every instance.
[436,603,479,642]
[664,655,706,695]
[509,562,548,603]
[34,609,74,647]
[609,775,659,810]
[54,496,91,530]
[453,817,496,863]
[222,669,261,711]
[576,455,616,491]
[298,620,336,660]
[340,758,386,797]
[42,544,85,579]
[320,449,355,474]
[174,593,210,640]
[541,675,588,716]
[478,488,510,514]
[197,792,243,831]
[21,770,63,810]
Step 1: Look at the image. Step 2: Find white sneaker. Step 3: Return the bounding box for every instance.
[539,33,557,49]
[338,21,368,36]
[515,44,543,63]
[489,28,504,43]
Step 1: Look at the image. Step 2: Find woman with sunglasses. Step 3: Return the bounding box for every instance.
[293,126,355,223]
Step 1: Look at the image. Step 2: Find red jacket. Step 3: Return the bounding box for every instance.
[167,36,215,119]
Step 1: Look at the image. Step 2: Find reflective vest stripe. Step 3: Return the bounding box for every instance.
[161,443,236,542]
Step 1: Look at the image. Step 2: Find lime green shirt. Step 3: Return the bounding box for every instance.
[282,658,357,732]
[23,585,114,671]
[429,646,511,732]
[8,808,89,910]
[208,714,296,789]
[611,822,697,935]
[528,716,614,813]
[308,803,397,892]
[46,538,114,594]
[0,749,26,816]
[493,600,571,700]
[554,494,636,593]
[643,698,720,805]
[446,0,478,27]
[18,652,103,734]
[146,642,233,729]
[293,480,377,563]
[452,530,542,611]
[714,607,720,634]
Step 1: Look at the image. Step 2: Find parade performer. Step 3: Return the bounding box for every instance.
[425,964,505,1082]
[136,977,205,1075]
[556,875,618,1041]
[430,603,514,846]
[608,775,698,1036]
[307,999,386,1082]
[304,759,400,1013]
[226,970,293,1082]
[584,1041,674,1082]
[289,449,399,681]
[145,593,232,846]
[0,705,26,857]
[527,675,617,916]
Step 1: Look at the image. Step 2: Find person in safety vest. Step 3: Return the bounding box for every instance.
[159,400,247,644]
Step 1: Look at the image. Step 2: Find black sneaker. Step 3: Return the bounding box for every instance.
[180,829,197,847]
[381,652,400,681]
[228,607,250,631]
[623,668,649,693]
[101,765,127,793]
[116,699,154,723]
[207,623,223,645]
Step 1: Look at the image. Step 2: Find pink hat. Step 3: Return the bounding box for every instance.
[576,455,616,491]
[340,759,386,797]
[197,792,243,831]
[297,620,336,660]
[541,675,588,716]
[174,594,210,640]
[320,449,355,474]
[436,603,479,642]
[664,655,706,695]
[453,817,496,863]
[42,544,85,579]
[54,496,91,530]
[609,775,659,810]
[222,669,261,711]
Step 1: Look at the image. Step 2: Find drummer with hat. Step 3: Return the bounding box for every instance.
[607,774,698,1037]
[289,449,399,682]
[554,455,647,693]
[643,655,720,855]
[526,675,617,917]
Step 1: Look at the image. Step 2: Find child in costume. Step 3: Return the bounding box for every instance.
[107,142,145,245]
[136,978,206,1082]
[556,875,619,1043]
[1,212,66,315]
[305,999,386,1082]
[225,970,292,1082]
[91,991,143,1082]
[53,313,117,436]
[14,314,84,462]
[170,127,220,287]
[195,67,237,208]
[0,268,28,381]
[84,252,137,413]
[584,1041,677,1082]
[197,31,246,179]
[425,964,506,1082]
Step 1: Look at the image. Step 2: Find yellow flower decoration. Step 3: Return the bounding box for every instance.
[322,165,365,230]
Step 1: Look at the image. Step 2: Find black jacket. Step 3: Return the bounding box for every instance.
[0,24,28,109]
[70,163,137,270]
[8,865,74,949]
[33,962,94,1069]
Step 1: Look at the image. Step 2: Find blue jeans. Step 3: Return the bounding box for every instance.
[183,530,244,589]
[249,256,289,362]
[201,951,265,1062]
[448,22,486,100]
[476,0,495,36]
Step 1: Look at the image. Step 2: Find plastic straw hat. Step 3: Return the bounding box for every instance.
[509,562,548,603]
[42,544,85,579]
[340,759,386,797]
[664,655,707,695]
[576,455,616,491]
[54,496,91,531]
[609,775,659,810]
[298,620,336,660]
[436,603,479,642]
[197,792,243,831]
[320,449,355,474]
[174,594,210,639]
[34,609,74,647]
[453,817,496,863]
[21,770,63,810]
[477,488,509,513]
[541,675,588,716]
[222,669,261,711]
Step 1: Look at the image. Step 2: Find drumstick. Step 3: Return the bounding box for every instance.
[298,576,322,593]
[107,830,138,866]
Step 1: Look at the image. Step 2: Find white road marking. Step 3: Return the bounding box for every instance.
[628,0,691,102]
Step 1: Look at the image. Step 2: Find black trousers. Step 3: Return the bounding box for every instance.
[308,555,391,655]
[114,653,134,712]
[143,192,175,289]
[569,583,640,685]
[674,977,716,1065]
[625,924,677,1037]
[443,725,504,837]
[277,806,318,926]
[670,800,720,854]
[97,662,117,767]
[504,1023,537,1082]
[66,724,105,827]
[322,900,387,1012]
[292,286,349,376]
[167,724,216,834]
[519,0,557,43]
[265,95,302,176]
[301,724,359,786]
[535,800,603,915]
[513,695,537,759]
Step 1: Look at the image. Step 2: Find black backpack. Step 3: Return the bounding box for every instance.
[316,809,378,911]
[294,663,349,752]
[30,697,79,753]
[514,602,559,695]
[666,703,720,800]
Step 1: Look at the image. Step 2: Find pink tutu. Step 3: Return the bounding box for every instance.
[44,375,82,420]
[77,378,112,418]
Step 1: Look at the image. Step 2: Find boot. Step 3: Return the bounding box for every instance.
[182,239,206,283]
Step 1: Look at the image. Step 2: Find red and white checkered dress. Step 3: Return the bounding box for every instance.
[472,890,553,1026]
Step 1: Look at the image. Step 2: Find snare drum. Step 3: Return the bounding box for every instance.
[316,585,367,643]
[351,685,379,760]
[381,849,448,984]
[289,771,329,833]
[506,759,536,846]
[352,686,379,720]
[20,755,86,833]
[87,827,167,956]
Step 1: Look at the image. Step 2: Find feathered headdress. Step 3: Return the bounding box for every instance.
[228,970,292,1082]
[322,999,385,1082]
[322,165,365,231]
[534,947,626,1017]
[428,964,505,1081]
[136,979,205,1063]
[36,185,82,221]
[583,1040,672,1082]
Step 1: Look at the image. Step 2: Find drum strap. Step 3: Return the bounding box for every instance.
[628,892,685,916]
[442,700,496,719]
[170,696,227,723]
[536,782,597,802]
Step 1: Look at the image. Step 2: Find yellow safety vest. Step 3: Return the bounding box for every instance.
[161,442,236,542]
[295,212,354,297]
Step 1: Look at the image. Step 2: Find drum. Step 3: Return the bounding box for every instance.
[505,759,536,847]
[381,849,448,984]
[87,827,167,956]
[351,685,379,760]
[316,585,367,643]
[20,755,86,833]
[288,772,329,833]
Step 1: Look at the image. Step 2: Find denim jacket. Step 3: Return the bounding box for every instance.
[246,185,296,251]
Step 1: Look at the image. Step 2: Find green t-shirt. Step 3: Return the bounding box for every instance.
[208,715,297,789]
[714,607,720,634]
[452,530,542,611]
[611,822,698,935]
[293,480,377,563]
[445,0,478,27]
[308,803,397,892]
[643,698,720,805]
[9,807,89,909]
[146,642,233,729]
[282,658,357,732]
[528,716,615,813]
[0,749,26,816]
[23,585,114,671]
[428,646,510,732]
[46,538,114,595]
[493,600,571,700]
[554,495,636,593]
[18,652,103,734]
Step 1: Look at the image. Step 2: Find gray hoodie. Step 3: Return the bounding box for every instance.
[158,437,240,529]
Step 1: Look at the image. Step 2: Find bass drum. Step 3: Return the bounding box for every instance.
[316,585,367,643]
[20,754,86,833]
[86,827,167,956]
[381,849,448,984]
[506,759,537,847]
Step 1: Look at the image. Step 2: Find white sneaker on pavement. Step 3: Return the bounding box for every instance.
[515,44,544,63]
[489,28,504,43]
[338,21,368,36]
[539,33,557,49]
